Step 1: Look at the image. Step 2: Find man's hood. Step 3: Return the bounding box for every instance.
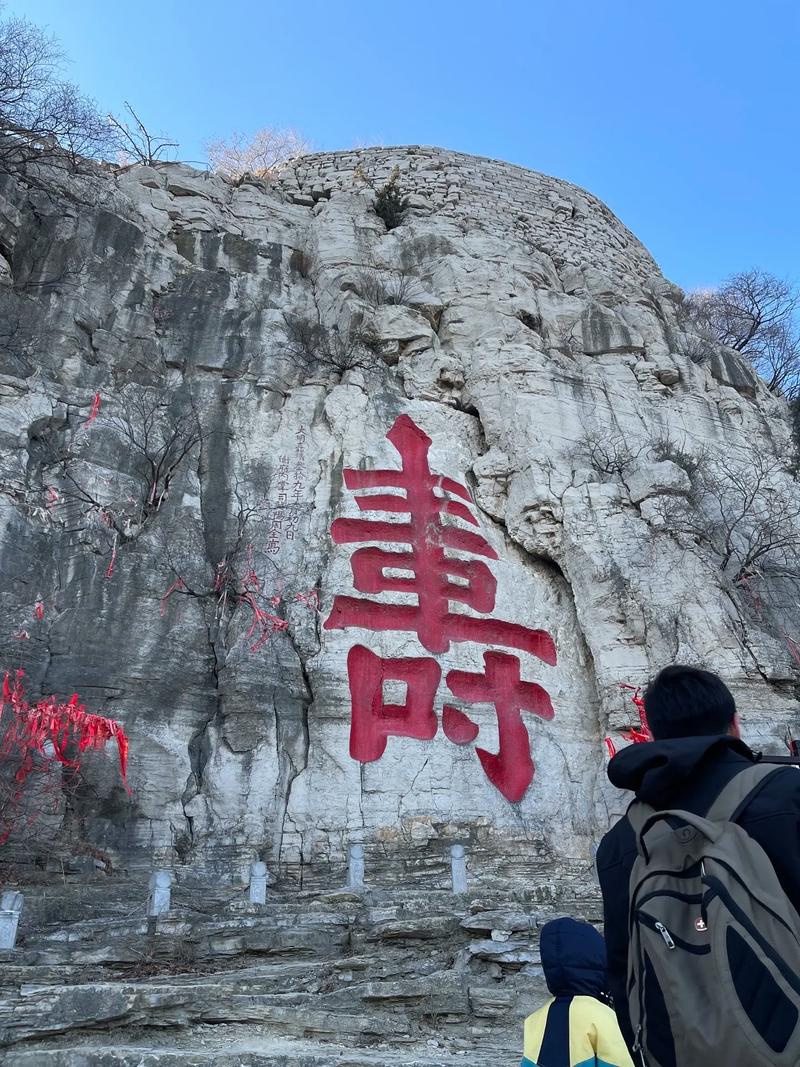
[540,916,607,998]
[607,735,755,806]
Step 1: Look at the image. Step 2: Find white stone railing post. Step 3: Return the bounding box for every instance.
[348,843,365,891]
[0,890,23,950]
[147,870,172,919]
[450,843,467,894]
[249,860,268,905]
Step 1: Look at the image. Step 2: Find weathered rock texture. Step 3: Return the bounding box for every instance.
[0,144,797,892]
[0,877,595,1063]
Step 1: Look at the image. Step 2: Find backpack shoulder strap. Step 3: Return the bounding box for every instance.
[625,798,655,839]
[705,761,787,822]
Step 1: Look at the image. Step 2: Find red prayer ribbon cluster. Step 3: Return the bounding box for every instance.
[604,683,653,758]
[0,670,129,791]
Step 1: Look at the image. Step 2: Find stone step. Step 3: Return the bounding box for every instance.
[5,1040,482,1067]
[0,884,567,1055]
[0,969,523,1044]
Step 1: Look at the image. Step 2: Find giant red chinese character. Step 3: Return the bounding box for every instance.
[444,651,554,803]
[324,415,556,664]
[326,414,557,802]
[347,645,440,761]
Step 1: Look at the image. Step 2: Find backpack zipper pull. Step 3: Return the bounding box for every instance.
[655,921,676,949]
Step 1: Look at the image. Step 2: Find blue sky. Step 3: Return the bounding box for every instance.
[16,0,799,291]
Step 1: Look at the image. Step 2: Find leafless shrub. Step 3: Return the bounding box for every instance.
[103,387,203,517]
[352,266,425,308]
[551,317,582,355]
[652,443,800,586]
[282,310,382,380]
[33,386,204,543]
[679,330,716,366]
[577,429,644,483]
[205,126,310,180]
[684,270,800,397]
[107,101,178,166]
[649,433,708,480]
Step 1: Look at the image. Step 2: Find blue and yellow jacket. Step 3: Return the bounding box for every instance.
[521,917,633,1067]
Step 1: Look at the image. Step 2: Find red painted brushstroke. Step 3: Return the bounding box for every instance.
[442,705,480,745]
[446,652,554,803]
[347,645,440,762]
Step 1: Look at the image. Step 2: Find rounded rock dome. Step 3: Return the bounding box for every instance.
[277,144,660,285]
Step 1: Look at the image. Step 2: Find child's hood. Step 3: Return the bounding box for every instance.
[540,916,607,998]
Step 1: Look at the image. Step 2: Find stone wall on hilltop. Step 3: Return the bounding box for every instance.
[0,145,795,887]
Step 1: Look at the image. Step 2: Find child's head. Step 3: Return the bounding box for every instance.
[539,916,608,999]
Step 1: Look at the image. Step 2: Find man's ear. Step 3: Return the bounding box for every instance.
[729,714,742,739]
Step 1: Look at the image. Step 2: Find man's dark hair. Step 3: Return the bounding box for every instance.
[643,665,737,740]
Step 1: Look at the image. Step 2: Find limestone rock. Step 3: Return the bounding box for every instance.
[627,461,691,503]
[0,144,794,906]
[580,303,645,356]
[654,363,680,386]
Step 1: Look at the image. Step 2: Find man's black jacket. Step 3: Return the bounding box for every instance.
[596,735,800,1050]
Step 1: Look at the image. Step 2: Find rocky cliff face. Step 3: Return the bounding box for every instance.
[0,145,796,886]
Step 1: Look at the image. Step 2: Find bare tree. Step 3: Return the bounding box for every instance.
[155,473,309,655]
[576,429,646,485]
[282,310,382,381]
[652,442,800,586]
[0,8,111,167]
[204,127,310,180]
[32,387,204,543]
[687,270,800,397]
[351,265,426,309]
[107,101,178,166]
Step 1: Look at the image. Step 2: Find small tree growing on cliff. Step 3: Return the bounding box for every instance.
[155,474,316,655]
[32,386,204,556]
[204,127,310,180]
[282,310,383,382]
[107,102,178,166]
[686,270,800,398]
[355,164,410,230]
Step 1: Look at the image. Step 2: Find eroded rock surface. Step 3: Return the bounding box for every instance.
[0,144,796,889]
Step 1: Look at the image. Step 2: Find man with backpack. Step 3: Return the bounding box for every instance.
[596,664,800,1066]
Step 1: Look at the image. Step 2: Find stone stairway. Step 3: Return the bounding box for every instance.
[0,873,602,1065]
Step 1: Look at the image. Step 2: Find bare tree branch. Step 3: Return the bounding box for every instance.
[204,127,309,180]
[686,270,800,398]
[0,11,112,168]
[107,101,178,166]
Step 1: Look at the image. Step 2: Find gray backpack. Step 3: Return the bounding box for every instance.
[627,763,800,1067]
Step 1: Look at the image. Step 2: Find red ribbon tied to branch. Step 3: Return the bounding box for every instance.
[604,683,653,757]
[83,392,101,428]
[0,670,130,789]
